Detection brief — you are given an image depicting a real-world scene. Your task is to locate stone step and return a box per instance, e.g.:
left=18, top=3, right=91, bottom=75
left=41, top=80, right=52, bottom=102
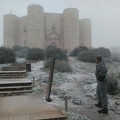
left=0, top=85, right=33, bottom=89
left=2, top=66, right=25, bottom=71
left=0, top=79, right=31, bottom=82
left=0, top=89, right=33, bottom=94
left=0, top=85, right=33, bottom=91
left=0, top=76, right=26, bottom=79
left=0, top=78, right=33, bottom=94
left=0, top=70, right=26, bottom=73
left=0, top=71, right=27, bottom=79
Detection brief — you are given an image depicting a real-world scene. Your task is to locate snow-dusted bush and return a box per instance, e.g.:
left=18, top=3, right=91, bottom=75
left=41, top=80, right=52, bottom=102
left=94, top=47, right=111, bottom=58
left=107, top=72, right=119, bottom=95
left=12, top=46, right=29, bottom=58
left=78, top=47, right=112, bottom=63
left=44, top=60, right=71, bottom=72
left=26, top=48, right=45, bottom=60
left=78, top=50, right=96, bottom=63
left=110, top=47, right=120, bottom=62
left=55, top=60, right=71, bottom=72
left=0, top=47, right=16, bottom=64
left=45, top=45, right=67, bottom=60
left=70, top=46, right=88, bottom=57
left=111, top=54, right=120, bottom=62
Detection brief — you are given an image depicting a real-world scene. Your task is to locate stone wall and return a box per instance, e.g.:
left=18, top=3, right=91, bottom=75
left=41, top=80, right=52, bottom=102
left=3, top=5, right=92, bottom=52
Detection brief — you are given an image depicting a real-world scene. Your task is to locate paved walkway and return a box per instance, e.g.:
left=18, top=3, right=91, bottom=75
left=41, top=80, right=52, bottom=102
left=0, top=96, right=66, bottom=120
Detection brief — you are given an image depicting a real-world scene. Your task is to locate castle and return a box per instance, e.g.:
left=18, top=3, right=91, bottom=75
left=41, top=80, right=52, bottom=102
left=4, top=5, right=92, bottom=52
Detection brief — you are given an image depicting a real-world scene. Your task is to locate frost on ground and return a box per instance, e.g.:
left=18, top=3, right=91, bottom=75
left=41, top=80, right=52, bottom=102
left=0, top=64, right=11, bottom=70
left=67, top=112, right=91, bottom=120
left=0, top=57, right=120, bottom=119
left=83, top=83, right=97, bottom=98
left=26, top=57, right=120, bottom=120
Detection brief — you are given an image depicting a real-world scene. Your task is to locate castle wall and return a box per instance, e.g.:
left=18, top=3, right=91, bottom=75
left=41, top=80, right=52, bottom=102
left=45, top=13, right=63, bottom=48
left=18, top=16, right=27, bottom=47
left=27, top=5, right=45, bottom=48
left=45, top=13, right=62, bottom=30
left=3, top=5, right=92, bottom=51
left=79, top=19, right=92, bottom=48
left=4, top=14, right=19, bottom=48
left=63, top=8, right=79, bottom=52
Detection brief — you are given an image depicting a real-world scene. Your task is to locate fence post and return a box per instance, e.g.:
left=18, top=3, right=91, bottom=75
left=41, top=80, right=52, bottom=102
left=33, top=77, right=35, bottom=87
left=65, top=96, right=68, bottom=112
left=46, top=58, right=56, bottom=102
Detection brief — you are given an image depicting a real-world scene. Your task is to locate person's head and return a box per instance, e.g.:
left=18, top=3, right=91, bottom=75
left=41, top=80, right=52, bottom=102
left=96, top=55, right=102, bottom=64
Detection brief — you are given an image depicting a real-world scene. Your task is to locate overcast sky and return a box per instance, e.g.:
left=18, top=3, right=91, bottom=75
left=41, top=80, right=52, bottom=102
left=0, top=0, right=120, bottom=48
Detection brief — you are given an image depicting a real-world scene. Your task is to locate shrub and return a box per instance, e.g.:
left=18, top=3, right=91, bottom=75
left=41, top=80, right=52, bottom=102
left=78, top=50, right=96, bottom=63
left=107, top=73, right=119, bottom=95
left=44, top=59, right=51, bottom=68
left=77, top=47, right=112, bottom=63
left=93, top=47, right=112, bottom=63
left=0, top=47, right=16, bottom=64
left=70, top=46, right=88, bottom=57
left=12, top=46, right=22, bottom=51
left=93, top=47, right=111, bottom=58
left=55, top=60, right=71, bottom=72
left=26, top=48, right=45, bottom=60
left=12, top=46, right=29, bottom=58
left=110, top=47, right=120, bottom=62
left=111, top=53, right=120, bottom=62
left=45, top=46, right=67, bottom=60
left=44, top=59, right=71, bottom=72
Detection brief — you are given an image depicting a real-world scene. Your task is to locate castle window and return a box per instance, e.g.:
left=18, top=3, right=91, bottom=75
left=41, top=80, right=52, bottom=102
left=23, top=28, right=26, bottom=33
left=52, top=24, right=56, bottom=32
left=24, top=40, right=26, bottom=46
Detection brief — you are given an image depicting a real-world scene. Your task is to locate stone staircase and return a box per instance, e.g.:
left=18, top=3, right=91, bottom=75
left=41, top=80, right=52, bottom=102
left=0, top=71, right=26, bottom=79
left=0, top=71, right=33, bottom=94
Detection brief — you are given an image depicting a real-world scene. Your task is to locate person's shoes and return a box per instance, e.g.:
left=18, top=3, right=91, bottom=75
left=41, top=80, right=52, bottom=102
left=95, top=103, right=102, bottom=108
left=98, top=108, right=108, bottom=114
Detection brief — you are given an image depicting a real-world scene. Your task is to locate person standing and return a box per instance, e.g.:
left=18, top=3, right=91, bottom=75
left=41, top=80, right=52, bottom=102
left=95, top=55, right=108, bottom=114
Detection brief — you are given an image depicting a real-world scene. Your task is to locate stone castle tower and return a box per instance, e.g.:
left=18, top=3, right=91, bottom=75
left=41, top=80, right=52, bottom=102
left=4, top=5, right=92, bottom=52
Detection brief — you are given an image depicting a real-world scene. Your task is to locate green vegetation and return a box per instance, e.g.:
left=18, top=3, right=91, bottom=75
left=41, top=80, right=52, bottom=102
left=110, top=47, right=120, bottom=62
left=44, top=59, right=71, bottom=72
left=70, top=46, right=88, bottom=57
left=78, top=49, right=96, bottom=63
left=0, top=47, right=16, bottom=64
left=12, top=46, right=29, bottom=58
left=76, top=47, right=111, bottom=63
left=94, top=47, right=111, bottom=58
left=26, top=48, right=45, bottom=60
left=45, top=45, right=67, bottom=60
left=107, top=72, right=120, bottom=95
left=44, top=45, right=71, bottom=73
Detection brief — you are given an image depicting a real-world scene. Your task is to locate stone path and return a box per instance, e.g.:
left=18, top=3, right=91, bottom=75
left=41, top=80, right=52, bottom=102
left=0, top=96, right=66, bottom=120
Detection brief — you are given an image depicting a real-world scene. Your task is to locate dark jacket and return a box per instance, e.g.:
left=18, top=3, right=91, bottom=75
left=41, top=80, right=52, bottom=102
left=95, top=60, right=108, bottom=81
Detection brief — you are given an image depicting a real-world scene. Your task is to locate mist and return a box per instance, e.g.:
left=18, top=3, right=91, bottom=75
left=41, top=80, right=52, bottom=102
left=0, top=0, right=120, bottom=48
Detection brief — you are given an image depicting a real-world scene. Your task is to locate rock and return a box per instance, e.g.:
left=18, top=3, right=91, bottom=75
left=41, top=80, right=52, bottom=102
left=72, top=98, right=82, bottom=105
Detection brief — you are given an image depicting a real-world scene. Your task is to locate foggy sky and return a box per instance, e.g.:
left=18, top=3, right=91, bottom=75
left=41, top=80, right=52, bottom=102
left=0, top=0, right=120, bottom=48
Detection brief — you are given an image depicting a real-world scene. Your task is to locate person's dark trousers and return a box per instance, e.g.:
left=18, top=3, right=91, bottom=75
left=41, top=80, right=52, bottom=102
left=96, top=80, right=108, bottom=114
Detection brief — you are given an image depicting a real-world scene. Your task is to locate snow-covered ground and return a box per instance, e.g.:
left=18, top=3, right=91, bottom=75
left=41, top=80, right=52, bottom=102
left=1, top=57, right=120, bottom=120
left=25, top=57, right=120, bottom=120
